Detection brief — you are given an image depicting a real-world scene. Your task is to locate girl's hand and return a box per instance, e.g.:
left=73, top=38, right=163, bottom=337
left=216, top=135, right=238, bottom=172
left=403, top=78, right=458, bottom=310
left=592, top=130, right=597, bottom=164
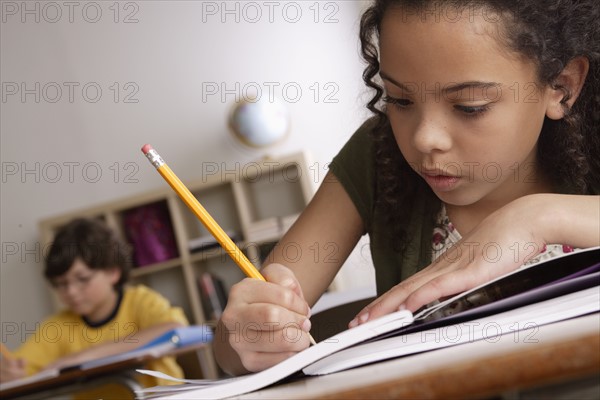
left=350, top=196, right=548, bottom=327
left=220, top=263, right=312, bottom=373
left=0, top=357, right=27, bottom=382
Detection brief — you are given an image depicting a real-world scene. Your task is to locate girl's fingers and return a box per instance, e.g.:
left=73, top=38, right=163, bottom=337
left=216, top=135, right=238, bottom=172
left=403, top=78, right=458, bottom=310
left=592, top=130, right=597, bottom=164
left=350, top=267, right=449, bottom=326
left=401, top=269, right=480, bottom=312
left=349, top=284, right=413, bottom=328
left=262, top=263, right=308, bottom=303
left=227, top=277, right=310, bottom=320
left=228, top=310, right=312, bottom=354
left=228, top=302, right=312, bottom=340
left=350, top=249, right=477, bottom=326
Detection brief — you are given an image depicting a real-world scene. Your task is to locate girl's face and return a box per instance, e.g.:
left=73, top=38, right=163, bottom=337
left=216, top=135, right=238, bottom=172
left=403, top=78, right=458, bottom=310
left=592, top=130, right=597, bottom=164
left=380, top=7, right=555, bottom=208
left=51, top=258, right=120, bottom=322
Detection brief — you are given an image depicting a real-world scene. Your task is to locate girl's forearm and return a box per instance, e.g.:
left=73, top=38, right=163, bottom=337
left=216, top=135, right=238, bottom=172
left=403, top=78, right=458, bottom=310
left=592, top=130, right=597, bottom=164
left=534, top=194, right=600, bottom=248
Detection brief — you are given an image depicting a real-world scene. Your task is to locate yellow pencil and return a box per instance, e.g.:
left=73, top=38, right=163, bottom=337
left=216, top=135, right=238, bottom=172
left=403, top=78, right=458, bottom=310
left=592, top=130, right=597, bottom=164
left=142, top=145, right=317, bottom=345
left=1, top=343, right=14, bottom=360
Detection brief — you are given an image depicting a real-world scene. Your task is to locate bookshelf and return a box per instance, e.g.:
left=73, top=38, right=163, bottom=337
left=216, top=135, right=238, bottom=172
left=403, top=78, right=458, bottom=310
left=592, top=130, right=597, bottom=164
left=38, top=152, right=334, bottom=378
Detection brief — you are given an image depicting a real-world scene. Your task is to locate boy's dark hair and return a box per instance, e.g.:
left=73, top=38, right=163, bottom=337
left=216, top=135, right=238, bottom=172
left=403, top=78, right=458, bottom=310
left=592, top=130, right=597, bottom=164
left=45, top=218, right=132, bottom=289
left=359, top=0, right=600, bottom=253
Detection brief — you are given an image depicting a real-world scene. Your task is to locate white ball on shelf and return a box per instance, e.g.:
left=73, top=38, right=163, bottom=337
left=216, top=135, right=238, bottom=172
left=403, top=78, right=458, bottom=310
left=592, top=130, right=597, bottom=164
left=228, top=97, right=290, bottom=148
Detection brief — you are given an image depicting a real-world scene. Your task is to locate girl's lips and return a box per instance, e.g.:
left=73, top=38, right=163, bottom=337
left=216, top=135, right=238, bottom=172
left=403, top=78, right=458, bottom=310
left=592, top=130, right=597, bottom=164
left=422, top=173, right=460, bottom=191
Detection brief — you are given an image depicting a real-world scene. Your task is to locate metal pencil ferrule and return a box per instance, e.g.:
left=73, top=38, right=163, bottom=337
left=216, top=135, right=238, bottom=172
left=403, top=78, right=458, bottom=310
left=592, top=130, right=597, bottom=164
left=145, top=149, right=165, bottom=169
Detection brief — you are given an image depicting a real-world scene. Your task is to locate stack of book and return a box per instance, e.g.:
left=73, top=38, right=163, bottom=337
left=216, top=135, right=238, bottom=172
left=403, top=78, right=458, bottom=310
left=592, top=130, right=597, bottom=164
left=246, top=214, right=299, bottom=244
left=197, top=273, right=228, bottom=321
left=188, top=230, right=241, bottom=253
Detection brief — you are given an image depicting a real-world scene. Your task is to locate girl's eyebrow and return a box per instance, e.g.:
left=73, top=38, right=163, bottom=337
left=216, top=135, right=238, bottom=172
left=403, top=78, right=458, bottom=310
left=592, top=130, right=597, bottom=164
left=379, top=71, right=411, bottom=91
left=379, top=70, right=501, bottom=95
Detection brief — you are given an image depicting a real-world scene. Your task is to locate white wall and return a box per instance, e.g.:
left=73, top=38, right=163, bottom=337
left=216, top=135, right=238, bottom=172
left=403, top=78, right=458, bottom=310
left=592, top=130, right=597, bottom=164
left=0, top=0, right=376, bottom=350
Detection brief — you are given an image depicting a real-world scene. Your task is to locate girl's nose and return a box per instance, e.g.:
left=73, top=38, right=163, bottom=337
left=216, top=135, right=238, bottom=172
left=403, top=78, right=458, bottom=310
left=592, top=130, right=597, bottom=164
left=411, top=117, right=452, bottom=154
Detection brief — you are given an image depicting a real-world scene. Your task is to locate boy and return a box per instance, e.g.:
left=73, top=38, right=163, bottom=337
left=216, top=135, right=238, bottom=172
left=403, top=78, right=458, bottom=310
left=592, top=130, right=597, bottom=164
left=0, top=218, right=188, bottom=399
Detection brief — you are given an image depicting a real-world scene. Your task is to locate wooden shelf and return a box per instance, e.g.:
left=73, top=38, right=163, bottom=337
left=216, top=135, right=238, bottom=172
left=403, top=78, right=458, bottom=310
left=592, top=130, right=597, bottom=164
left=129, top=258, right=183, bottom=278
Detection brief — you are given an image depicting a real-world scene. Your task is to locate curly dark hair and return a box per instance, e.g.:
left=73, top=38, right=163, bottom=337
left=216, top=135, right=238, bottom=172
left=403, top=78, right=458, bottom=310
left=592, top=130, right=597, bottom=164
left=45, top=218, right=132, bottom=289
left=359, top=0, right=600, bottom=252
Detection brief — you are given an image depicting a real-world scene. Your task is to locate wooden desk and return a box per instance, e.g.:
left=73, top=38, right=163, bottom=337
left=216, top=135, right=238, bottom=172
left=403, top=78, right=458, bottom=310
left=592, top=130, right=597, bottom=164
left=0, top=342, right=211, bottom=400
left=237, top=313, right=600, bottom=399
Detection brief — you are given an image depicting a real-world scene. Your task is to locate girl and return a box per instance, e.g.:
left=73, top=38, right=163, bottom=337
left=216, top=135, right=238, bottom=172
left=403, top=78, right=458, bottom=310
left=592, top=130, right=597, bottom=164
left=215, top=0, right=599, bottom=375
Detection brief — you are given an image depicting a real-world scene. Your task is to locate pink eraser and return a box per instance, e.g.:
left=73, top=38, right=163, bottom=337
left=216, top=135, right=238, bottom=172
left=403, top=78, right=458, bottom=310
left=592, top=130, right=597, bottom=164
left=141, top=144, right=153, bottom=154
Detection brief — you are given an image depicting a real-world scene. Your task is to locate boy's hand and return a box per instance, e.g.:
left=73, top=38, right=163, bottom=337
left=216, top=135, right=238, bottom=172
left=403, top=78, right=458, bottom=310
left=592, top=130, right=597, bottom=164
left=0, top=357, right=27, bottom=382
left=43, top=352, right=87, bottom=372
left=220, top=263, right=312, bottom=373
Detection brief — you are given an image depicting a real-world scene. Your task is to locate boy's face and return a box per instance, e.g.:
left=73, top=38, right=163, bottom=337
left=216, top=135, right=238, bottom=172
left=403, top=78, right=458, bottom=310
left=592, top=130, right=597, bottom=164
left=379, top=8, right=557, bottom=209
left=51, top=258, right=121, bottom=321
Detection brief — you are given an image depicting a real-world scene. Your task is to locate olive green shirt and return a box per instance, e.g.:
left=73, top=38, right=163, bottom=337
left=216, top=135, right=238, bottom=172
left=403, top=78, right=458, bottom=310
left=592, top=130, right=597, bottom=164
left=329, top=120, right=438, bottom=295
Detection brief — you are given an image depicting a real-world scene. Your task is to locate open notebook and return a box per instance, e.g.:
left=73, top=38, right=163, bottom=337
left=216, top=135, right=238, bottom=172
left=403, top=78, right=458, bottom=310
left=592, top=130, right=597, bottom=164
left=137, top=246, right=600, bottom=400
left=78, top=324, right=213, bottom=370
left=0, top=325, right=213, bottom=392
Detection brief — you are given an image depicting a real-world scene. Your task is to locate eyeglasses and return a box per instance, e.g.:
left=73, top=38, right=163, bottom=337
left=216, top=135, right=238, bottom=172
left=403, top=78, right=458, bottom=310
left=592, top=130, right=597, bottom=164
left=51, top=272, right=97, bottom=292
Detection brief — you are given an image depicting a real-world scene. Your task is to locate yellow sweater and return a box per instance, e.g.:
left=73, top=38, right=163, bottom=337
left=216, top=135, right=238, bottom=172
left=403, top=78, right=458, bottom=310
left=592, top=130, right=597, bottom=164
left=13, top=285, right=188, bottom=399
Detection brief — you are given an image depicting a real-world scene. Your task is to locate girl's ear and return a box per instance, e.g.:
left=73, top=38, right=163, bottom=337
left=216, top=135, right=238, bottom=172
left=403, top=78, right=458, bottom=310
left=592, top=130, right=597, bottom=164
left=546, top=56, right=590, bottom=120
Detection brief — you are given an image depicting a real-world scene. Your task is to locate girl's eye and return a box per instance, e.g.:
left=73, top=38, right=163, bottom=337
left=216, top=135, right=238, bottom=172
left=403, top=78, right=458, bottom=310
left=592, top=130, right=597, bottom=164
left=455, top=104, right=491, bottom=118
left=383, top=96, right=412, bottom=109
